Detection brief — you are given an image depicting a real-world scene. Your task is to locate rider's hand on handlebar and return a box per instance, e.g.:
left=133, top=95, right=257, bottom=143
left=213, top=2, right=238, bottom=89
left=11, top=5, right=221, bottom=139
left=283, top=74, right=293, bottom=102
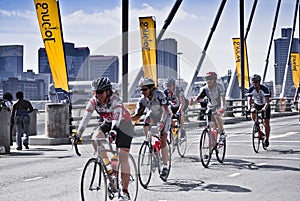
left=109, top=130, right=117, bottom=143
left=217, top=108, right=224, bottom=114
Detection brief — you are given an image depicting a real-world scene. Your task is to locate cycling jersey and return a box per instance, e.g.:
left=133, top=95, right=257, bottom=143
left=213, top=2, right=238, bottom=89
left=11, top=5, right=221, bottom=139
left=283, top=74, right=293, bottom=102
left=246, top=84, right=270, bottom=106
left=164, top=87, right=188, bottom=113
left=78, top=93, right=133, bottom=139
left=135, top=88, right=169, bottom=122
left=197, top=83, right=225, bottom=108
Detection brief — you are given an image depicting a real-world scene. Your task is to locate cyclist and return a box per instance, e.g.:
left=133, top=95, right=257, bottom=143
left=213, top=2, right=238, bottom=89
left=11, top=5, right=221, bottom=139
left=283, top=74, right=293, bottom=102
left=73, top=77, right=134, bottom=201
left=163, top=77, right=188, bottom=138
left=293, top=82, right=300, bottom=123
left=189, top=72, right=226, bottom=141
left=246, top=74, right=271, bottom=147
left=131, top=77, right=171, bottom=181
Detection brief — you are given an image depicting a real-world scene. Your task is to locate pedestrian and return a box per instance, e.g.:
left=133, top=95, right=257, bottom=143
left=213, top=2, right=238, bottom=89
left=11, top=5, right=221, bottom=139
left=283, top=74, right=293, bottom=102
left=3, top=92, right=14, bottom=145
left=10, top=91, right=34, bottom=150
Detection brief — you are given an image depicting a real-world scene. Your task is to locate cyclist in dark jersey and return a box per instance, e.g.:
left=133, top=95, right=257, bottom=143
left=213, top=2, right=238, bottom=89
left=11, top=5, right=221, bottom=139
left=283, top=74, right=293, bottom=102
left=190, top=72, right=226, bottom=141
left=131, top=77, right=172, bottom=181
left=246, top=74, right=271, bottom=147
left=163, top=77, right=188, bottom=137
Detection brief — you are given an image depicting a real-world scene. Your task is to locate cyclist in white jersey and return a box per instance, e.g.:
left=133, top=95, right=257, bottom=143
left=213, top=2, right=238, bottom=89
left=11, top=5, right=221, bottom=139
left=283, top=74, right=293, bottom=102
left=131, top=78, right=172, bottom=182
left=246, top=74, right=271, bottom=147
left=74, top=77, right=134, bottom=201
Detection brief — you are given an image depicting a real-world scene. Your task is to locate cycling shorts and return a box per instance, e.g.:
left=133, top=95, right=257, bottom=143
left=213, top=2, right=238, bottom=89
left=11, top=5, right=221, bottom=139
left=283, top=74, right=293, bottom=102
left=254, top=104, right=271, bottom=120
left=95, top=120, right=133, bottom=149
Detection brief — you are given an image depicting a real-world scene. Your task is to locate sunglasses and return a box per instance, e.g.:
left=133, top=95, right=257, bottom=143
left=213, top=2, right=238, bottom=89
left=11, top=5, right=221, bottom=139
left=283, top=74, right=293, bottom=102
left=96, top=89, right=105, bottom=94
left=140, top=87, right=149, bottom=92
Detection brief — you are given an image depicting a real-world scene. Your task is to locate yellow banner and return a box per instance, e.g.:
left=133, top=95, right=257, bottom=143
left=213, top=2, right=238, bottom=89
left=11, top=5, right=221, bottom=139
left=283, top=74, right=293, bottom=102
left=139, top=16, right=157, bottom=85
left=290, top=53, right=300, bottom=88
left=34, top=0, right=69, bottom=93
left=232, top=38, right=250, bottom=89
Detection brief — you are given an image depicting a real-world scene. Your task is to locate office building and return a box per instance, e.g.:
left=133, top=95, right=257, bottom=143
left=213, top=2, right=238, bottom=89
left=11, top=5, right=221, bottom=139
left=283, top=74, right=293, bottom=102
left=0, top=45, right=23, bottom=80
left=274, top=28, right=299, bottom=97
left=38, top=42, right=90, bottom=81
left=157, top=38, right=178, bottom=79
left=89, top=55, right=119, bottom=83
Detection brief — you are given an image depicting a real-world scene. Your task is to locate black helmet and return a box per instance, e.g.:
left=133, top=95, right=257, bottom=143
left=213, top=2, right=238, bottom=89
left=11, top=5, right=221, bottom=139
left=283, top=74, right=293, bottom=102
left=91, top=77, right=112, bottom=91
left=139, top=78, right=155, bottom=88
left=251, top=74, right=261, bottom=82
left=165, top=77, right=176, bottom=86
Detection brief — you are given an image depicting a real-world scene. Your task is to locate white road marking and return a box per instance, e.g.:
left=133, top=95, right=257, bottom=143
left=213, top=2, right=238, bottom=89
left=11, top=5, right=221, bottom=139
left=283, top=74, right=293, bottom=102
left=228, top=173, right=241, bottom=177
left=24, top=176, right=43, bottom=182
left=256, top=163, right=267, bottom=167
left=270, top=132, right=298, bottom=139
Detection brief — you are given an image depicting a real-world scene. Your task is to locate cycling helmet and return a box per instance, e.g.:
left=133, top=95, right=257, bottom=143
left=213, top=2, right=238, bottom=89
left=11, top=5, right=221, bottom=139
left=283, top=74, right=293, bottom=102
left=139, top=78, right=155, bottom=87
left=251, top=74, right=261, bottom=82
left=91, top=77, right=112, bottom=91
left=205, top=72, right=218, bottom=80
left=165, top=77, right=176, bottom=86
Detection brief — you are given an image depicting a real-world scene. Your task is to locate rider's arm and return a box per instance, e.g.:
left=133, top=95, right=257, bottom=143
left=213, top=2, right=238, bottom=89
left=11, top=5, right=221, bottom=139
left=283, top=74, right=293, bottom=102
left=131, top=101, right=145, bottom=122
left=77, top=98, right=95, bottom=137
left=262, top=97, right=270, bottom=111
left=247, top=96, right=253, bottom=111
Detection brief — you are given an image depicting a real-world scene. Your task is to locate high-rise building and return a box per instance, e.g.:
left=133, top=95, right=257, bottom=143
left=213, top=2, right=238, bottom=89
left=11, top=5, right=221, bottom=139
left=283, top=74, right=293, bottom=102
left=274, top=28, right=299, bottom=97
left=0, top=45, right=23, bottom=80
left=38, top=42, right=90, bottom=81
left=157, top=38, right=178, bottom=79
left=89, top=55, right=119, bottom=83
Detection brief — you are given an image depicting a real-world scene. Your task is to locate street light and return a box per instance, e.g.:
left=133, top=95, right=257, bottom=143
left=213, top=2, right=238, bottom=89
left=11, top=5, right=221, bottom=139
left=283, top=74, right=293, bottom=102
left=177, top=52, right=183, bottom=87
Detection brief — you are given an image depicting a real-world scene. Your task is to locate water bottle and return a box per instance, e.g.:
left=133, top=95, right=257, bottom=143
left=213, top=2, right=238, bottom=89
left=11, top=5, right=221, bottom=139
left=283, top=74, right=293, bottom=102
left=104, top=158, right=114, bottom=175
left=110, top=155, right=118, bottom=172
left=212, top=129, right=217, bottom=141
left=152, top=137, right=161, bottom=152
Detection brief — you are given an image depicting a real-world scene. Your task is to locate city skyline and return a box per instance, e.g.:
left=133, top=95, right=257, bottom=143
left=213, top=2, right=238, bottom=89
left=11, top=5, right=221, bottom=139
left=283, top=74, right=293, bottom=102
left=0, top=0, right=298, bottom=83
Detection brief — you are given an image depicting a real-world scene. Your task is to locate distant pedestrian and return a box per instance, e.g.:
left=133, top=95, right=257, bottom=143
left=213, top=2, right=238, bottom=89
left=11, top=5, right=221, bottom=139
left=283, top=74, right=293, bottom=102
left=10, top=91, right=34, bottom=150
left=3, top=92, right=14, bottom=145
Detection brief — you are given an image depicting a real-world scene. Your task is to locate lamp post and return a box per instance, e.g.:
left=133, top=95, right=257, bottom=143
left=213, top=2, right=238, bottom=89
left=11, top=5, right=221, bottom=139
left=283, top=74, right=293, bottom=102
left=177, top=52, right=183, bottom=87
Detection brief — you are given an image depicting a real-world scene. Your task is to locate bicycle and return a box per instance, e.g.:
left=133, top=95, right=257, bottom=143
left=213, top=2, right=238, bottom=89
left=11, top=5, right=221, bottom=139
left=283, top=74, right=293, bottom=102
left=136, top=123, right=172, bottom=189
left=248, top=109, right=267, bottom=153
left=199, top=104, right=226, bottom=168
left=169, top=115, right=187, bottom=157
left=73, top=133, right=138, bottom=201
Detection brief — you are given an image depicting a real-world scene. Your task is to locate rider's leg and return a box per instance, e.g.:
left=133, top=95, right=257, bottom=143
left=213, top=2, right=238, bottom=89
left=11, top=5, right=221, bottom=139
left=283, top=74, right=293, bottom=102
left=143, top=116, right=152, bottom=138
left=160, top=131, right=168, bottom=165
left=214, top=114, right=224, bottom=132
left=119, top=148, right=130, bottom=190
left=92, top=130, right=109, bottom=160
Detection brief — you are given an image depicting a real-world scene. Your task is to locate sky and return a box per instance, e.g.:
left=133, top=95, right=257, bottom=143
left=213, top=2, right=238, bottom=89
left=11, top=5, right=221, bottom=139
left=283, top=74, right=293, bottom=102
left=0, top=0, right=298, bottom=83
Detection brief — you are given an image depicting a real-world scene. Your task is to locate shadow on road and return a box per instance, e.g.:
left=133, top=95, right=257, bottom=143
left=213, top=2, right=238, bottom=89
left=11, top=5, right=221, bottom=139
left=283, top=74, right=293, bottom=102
left=145, top=178, right=251, bottom=193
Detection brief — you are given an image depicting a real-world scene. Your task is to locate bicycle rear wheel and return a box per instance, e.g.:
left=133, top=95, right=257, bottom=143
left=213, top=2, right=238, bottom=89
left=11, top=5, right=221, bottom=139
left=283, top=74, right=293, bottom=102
left=81, top=158, right=107, bottom=201
left=177, top=127, right=187, bottom=157
left=252, top=123, right=260, bottom=153
left=137, top=141, right=152, bottom=189
left=199, top=129, right=212, bottom=168
left=117, top=154, right=138, bottom=201
left=216, top=139, right=226, bottom=163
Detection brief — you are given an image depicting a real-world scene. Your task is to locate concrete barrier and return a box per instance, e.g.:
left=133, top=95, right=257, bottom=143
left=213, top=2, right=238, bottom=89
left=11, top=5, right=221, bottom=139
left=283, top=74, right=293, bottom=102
left=45, top=103, right=70, bottom=138
left=0, top=108, right=10, bottom=154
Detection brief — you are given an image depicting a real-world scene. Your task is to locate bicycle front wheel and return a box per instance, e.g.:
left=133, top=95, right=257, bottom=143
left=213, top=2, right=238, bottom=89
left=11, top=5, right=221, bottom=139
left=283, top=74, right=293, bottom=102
left=177, top=128, right=187, bottom=157
left=81, top=158, right=107, bottom=201
left=199, top=129, right=212, bottom=168
left=252, top=123, right=260, bottom=153
left=117, top=154, right=138, bottom=201
left=138, top=141, right=153, bottom=189
left=216, top=139, right=226, bottom=163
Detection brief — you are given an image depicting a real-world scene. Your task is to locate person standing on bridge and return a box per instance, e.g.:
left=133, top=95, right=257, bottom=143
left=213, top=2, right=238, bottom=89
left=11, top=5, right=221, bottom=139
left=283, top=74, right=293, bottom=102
left=189, top=72, right=227, bottom=142
left=73, top=77, right=134, bottom=201
left=293, top=82, right=300, bottom=123
left=163, top=77, right=188, bottom=138
left=131, top=77, right=172, bottom=182
left=10, top=91, right=34, bottom=150
left=246, top=74, right=271, bottom=147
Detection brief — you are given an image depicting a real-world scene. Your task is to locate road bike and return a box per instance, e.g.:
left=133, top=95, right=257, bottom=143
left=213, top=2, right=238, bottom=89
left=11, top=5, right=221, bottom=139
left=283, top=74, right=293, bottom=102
left=136, top=123, right=172, bottom=189
left=248, top=110, right=267, bottom=153
left=169, top=115, right=187, bottom=157
left=199, top=104, right=226, bottom=168
left=73, top=133, right=138, bottom=201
